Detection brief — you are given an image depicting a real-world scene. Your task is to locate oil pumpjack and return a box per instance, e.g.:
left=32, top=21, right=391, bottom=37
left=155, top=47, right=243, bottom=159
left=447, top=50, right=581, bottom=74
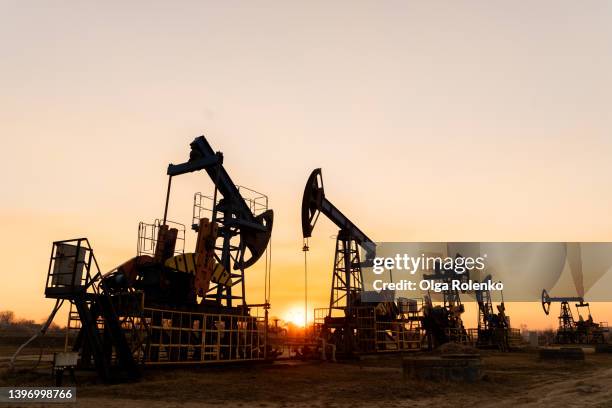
left=302, top=169, right=421, bottom=356
left=421, top=256, right=470, bottom=349
left=474, top=275, right=513, bottom=351
left=44, top=136, right=273, bottom=382
left=541, top=289, right=608, bottom=344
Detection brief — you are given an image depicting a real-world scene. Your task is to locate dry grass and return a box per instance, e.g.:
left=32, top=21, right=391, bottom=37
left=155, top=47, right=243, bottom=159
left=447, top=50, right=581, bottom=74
left=1, top=346, right=612, bottom=408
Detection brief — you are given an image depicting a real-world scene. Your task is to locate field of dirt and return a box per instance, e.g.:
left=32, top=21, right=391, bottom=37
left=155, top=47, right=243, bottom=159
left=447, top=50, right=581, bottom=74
left=2, top=344, right=612, bottom=408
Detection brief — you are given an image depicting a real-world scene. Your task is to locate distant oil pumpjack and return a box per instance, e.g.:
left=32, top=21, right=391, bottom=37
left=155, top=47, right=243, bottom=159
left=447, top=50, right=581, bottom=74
left=421, top=256, right=470, bottom=349
left=541, top=289, right=608, bottom=344
left=474, top=275, right=514, bottom=351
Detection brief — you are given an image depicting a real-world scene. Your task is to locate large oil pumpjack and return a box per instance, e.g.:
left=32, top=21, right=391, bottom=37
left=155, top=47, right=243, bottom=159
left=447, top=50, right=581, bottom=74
left=541, top=289, right=608, bottom=344
left=302, top=169, right=420, bottom=356
left=44, top=136, right=273, bottom=382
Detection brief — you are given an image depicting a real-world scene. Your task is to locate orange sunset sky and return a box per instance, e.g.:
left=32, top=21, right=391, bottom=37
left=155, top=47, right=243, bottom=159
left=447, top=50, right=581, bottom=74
left=1, top=1, right=612, bottom=330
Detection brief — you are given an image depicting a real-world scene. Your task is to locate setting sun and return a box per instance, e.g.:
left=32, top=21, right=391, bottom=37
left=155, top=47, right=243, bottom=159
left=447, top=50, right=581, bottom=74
left=283, top=307, right=307, bottom=327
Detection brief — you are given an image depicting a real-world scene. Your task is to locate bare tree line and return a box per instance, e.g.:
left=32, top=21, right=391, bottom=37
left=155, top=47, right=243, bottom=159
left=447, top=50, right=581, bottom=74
left=0, top=310, right=63, bottom=332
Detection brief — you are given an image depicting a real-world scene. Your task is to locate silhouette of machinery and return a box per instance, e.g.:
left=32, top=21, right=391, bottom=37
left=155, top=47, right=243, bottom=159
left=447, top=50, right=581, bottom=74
left=45, top=136, right=273, bottom=381
left=474, top=275, right=512, bottom=351
left=302, top=168, right=420, bottom=356
left=421, top=256, right=470, bottom=349
left=541, top=289, right=608, bottom=344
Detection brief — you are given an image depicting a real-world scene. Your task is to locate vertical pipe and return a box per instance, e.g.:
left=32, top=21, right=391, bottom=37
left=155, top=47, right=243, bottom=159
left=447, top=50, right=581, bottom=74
left=162, top=176, right=172, bottom=226
left=211, top=164, right=220, bottom=223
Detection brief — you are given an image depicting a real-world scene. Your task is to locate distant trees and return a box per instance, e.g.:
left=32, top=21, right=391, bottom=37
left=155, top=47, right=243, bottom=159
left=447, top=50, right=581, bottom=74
left=0, top=310, right=63, bottom=331
left=0, top=310, right=15, bottom=325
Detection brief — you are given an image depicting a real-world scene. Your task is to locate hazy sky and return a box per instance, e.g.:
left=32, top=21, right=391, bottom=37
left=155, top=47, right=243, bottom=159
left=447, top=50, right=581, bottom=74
left=1, top=1, right=611, bottom=329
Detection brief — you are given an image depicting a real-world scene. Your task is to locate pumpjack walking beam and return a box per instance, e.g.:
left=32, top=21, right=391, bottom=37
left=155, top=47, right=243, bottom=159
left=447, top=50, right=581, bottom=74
left=302, top=169, right=375, bottom=259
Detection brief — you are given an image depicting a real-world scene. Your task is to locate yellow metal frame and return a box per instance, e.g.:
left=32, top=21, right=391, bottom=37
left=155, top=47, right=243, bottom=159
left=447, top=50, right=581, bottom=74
left=66, top=304, right=268, bottom=366
left=141, top=307, right=266, bottom=365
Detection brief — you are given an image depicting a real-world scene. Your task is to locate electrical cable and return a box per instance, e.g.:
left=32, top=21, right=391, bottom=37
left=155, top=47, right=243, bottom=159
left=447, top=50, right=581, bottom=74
left=268, top=236, right=272, bottom=305
left=9, top=299, right=64, bottom=372
left=303, top=238, right=309, bottom=333
left=263, top=235, right=272, bottom=306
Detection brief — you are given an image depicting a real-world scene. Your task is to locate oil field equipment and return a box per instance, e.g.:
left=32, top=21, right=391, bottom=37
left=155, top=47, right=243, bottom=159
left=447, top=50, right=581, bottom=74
left=302, top=168, right=421, bottom=356
left=541, top=289, right=608, bottom=344
left=421, top=256, right=470, bottom=349
left=43, top=136, right=274, bottom=382
left=471, top=275, right=519, bottom=351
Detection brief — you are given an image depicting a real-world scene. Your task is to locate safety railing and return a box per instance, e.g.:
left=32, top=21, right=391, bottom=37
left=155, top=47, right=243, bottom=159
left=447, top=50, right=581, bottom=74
left=467, top=328, right=478, bottom=345
left=45, top=238, right=99, bottom=298
left=64, top=302, right=268, bottom=365
left=315, top=304, right=423, bottom=353
left=137, top=219, right=185, bottom=257
left=140, top=306, right=267, bottom=364
left=312, top=308, right=328, bottom=340
left=192, top=192, right=215, bottom=229
left=445, top=327, right=473, bottom=345
left=374, top=322, right=422, bottom=351
left=236, top=185, right=268, bottom=216
left=192, top=187, right=268, bottom=230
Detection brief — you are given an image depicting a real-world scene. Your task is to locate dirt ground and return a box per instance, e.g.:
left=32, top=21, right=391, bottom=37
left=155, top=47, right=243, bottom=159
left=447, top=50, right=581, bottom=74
left=2, top=347, right=612, bottom=408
